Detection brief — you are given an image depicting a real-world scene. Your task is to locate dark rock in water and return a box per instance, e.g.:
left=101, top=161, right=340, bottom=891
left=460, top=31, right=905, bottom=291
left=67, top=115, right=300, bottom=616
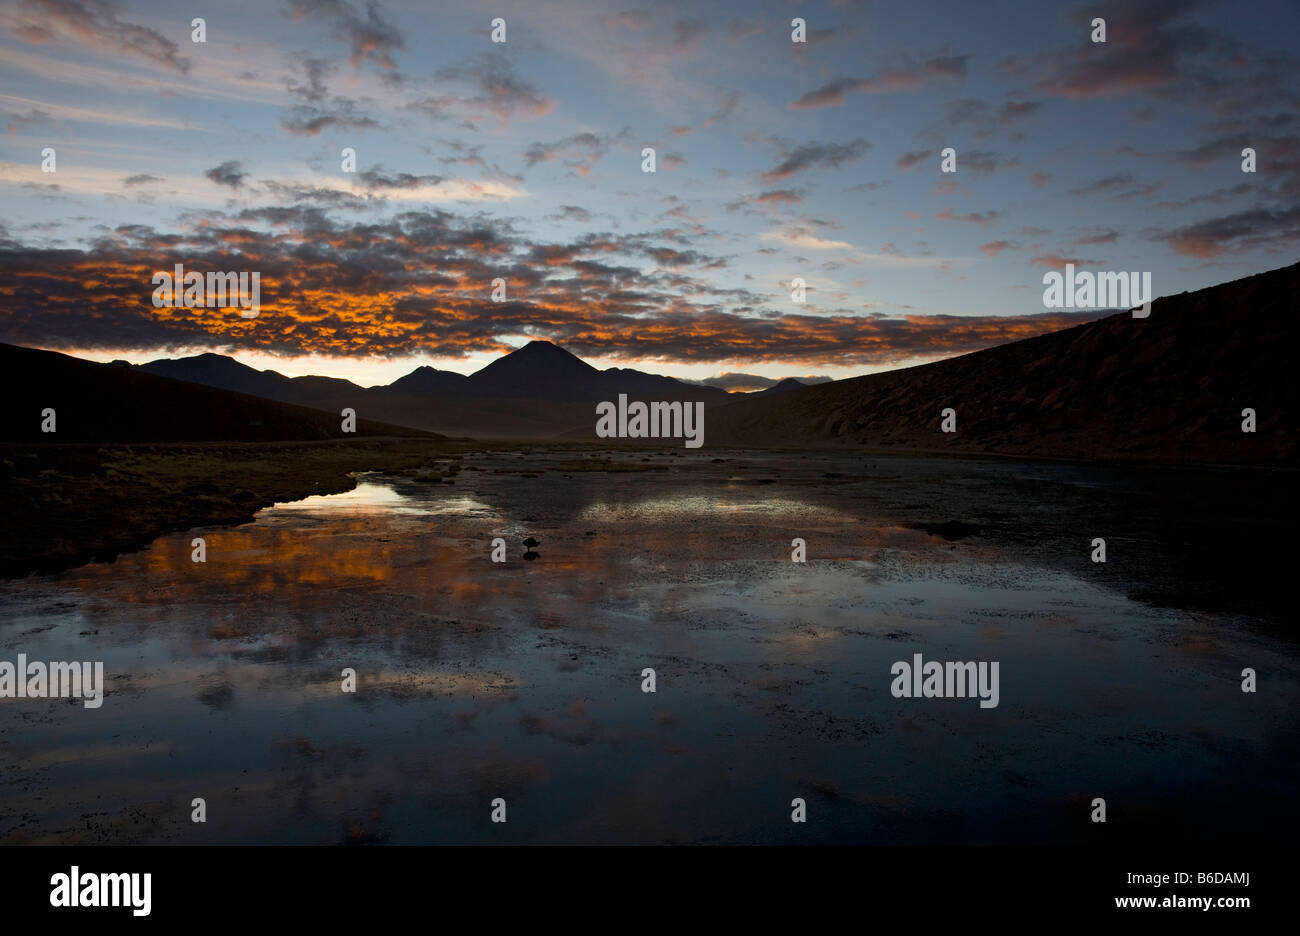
left=918, top=520, right=981, bottom=541
left=522, top=537, right=540, bottom=549
left=523, top=550, right=539, bottom=561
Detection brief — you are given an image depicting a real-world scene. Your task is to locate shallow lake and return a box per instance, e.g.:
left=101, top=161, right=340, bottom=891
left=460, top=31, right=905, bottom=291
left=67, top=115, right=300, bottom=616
left=1, top=450, right=1295, bottom=844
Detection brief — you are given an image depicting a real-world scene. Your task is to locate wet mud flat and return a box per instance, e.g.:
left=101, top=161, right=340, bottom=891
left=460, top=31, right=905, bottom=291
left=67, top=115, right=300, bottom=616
left=0, top=449, right=1296, bottom=844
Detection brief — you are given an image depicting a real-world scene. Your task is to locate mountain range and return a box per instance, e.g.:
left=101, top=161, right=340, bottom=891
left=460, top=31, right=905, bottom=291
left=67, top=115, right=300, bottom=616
left=134, top=339, right=740, bottom=439
left=0, top=343, right=433, bottom=444
left=3, top=261, right=1296, bottom=463
left=709, top=260, right=1300, bottom=465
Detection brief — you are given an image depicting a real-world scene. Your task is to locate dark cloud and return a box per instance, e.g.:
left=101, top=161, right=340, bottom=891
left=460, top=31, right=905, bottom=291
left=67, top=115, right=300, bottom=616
left=671, top=19, right=708, bottom=52
left=0, top=210, right=1098, bottom=367
left=936, top=209, right=998, bottom=227
left=284, top=54, right=335, bottom=102
left=1029, top=253, right=1106, bottom=268
left=1070, top=173, right=1161, bottom=199
left=259, top=180, right=373, bottom=210
left=1027, top=0, right=1296, bottom=120
left=944, top=98, right=1044, bottom=141
left=285, top=0, right=405, bottom=71
left=790, top=22, right=854, bottom=63
left=420, top=56, right=554, bottom=125
left=122, top=174, right=163, bottom=188
left=761, top=139, right=871, bottom=182
left=550, top=206, right=592, bottom=223
left=701, top=90, right=741, bottom=129
left=522, top=132, right=612, bottom=176
left=2, top=105, right=50, bottom=134
left=1152, top=183, right=1254, bottom=211
left=683, top=373, right=782, bottom=392
left=281, top=100, right=383, bottom=135
left=963, top=151, right=1019, bottom=174
left=1149, top=205, right=1300, bottom=258
left=897, top=150, right=930, bottom=170
left=431, top=139, right=522, bottom=184
left=16, top=0, right=191, bottom=72
left=356, top=167, right=444, bottom=190
left=755, top=190, right=803, bottom=206
left=205, top=162, right=248, bottom=190
left=790, top=54, right=969, bottom=109
left=1072, top=231, right=1119, bottom=246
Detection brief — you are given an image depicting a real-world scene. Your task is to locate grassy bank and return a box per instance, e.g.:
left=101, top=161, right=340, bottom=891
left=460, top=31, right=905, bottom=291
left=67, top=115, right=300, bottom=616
left=0, top=438, right=687, bottom=579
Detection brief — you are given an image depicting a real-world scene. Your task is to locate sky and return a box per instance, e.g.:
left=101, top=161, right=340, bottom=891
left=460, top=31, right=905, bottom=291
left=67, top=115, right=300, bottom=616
left=1, top=0, right=1297, bottom=390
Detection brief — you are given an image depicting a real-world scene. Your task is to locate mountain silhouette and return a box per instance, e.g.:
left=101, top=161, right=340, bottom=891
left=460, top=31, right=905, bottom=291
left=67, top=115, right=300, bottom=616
left=466, top=340, right=600, bottom=399
left=757, top=377, right=807, bottom=395
left=141, top=352, right=366, bottom=404
left=0, top=344, right=434, bottom=443
left=381, top=365, right=470, bottom=396
left=21, top=256, right=1295, bottom=461
left=130, top=338, right=731, bottom=436
left=709, top=260, right=1300, bottom=465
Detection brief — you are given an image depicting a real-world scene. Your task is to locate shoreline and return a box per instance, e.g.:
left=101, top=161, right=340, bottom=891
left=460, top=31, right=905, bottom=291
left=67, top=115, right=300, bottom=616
left=3, top=437, right=1294, bottom=585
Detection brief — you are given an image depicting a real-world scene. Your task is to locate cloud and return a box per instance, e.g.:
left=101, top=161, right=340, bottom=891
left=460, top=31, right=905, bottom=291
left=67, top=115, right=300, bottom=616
left=686, top=372, right=780, bottom=392
left=260, top=180, right=374, bottom=210
left=284, top=55, right=335, bottom=102
left=285, top=0, right=405, bottom=71
left=357, top=167, right=444, bottom=190
left=963, top=151, right=1019, bottom=174
left=0, top=208, right=1078, bottom=368
left=760, top=139, right=870, bottom=182
left=281, top=100, right=383, bottom=135
left=421, top=56, right=555, bottom=125
left=205, top=162, right=248, bottom=190
left=755, top=190, right=803, bottom=206
left=1029, top=253, right=1106, bottom=268
left=0, top=213, right=1101, bottom=367
left=522, top=132, right=612, bottom=177
left=685, top=372, right=830, bottom=392
left=1070, top=172, right=1161, bottom=200
left=980, top=240, right=1021, bottom=256
left=701, top=90, right=741, bottom=129
left=790, top=54, right=970, bottom=109
left=936, top=209, right=998, bottom=227
left=433, top=139, right=522, bottom=185
left=122, top=174, right=163, bottom=188
left=1151, top=183, right=1254, bottom=211
left=897, top=150, right=930, bottom=170
left=762, top=227, right=852, bottom=250
left=1031, top=0, right=1221, bottom=100
left=1149, top=205, right=1300, bottom=257
left=0, top=92, right=193, bottom=129
left=13, top=0, right=192, bottom=72
left=550, top=205, right=592, bottom=223
left=1071, top=231, right=1119, bottom=246
left=944, top=98, right=1044, bottom=140
left=671, top=19, right=708, bottom=53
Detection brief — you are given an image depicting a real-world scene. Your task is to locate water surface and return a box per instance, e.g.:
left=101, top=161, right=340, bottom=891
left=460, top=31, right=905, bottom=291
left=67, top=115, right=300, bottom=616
left=1, top=450, right=1295, bottom=844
